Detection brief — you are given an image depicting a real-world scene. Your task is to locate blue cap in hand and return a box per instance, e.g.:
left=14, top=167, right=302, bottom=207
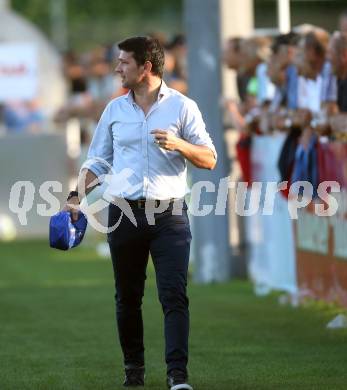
left=49, top=211, right=87, bottom=250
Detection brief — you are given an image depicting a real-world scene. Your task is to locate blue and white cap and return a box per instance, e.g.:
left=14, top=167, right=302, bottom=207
left=49, top=211, right=87, bottom=250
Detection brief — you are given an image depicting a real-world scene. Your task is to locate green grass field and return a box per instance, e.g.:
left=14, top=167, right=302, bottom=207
left=1, top=240, right=347, bottom=390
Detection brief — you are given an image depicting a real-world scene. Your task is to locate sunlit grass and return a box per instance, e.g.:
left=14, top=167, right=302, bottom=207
left=1, top=240, right=347, bottom=389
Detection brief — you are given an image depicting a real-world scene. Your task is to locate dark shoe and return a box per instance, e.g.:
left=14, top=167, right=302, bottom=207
left=123, top=366, right=145, bottom=387
left=167, top=369, right=193, bottom=390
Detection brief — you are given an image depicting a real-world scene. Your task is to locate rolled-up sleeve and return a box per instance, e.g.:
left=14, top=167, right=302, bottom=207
left=181, top=99, right=217, bottom=160
left=82, top=103, right=113, bottom=177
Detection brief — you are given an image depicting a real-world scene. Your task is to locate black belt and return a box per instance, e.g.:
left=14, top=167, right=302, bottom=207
left=124, top=198, right=180, bottom=209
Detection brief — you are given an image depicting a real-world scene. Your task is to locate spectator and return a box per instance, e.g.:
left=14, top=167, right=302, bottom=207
left=267, top=32, right=300, bottom=118
left=223, top=37, right=250, bottom=102
left=87, top=46, right=120, bottom=102
left=240, top=36, right=273, bottom=106
left=63, top=50, right=89, bottom=99
left=327, top=31, right=347, bottom=137
left=4, top=100, right=45, bottom=133
left=339, top=9, right=347, bottom=34
left=166, top=34, right=187, bottom=80
left=328, top=31, right=347, bottom=112
left=295, top=28, right=336, bottom=122
left=224, top=36, right=272, bottom=132
left=164, top=34, right=187, bottom=94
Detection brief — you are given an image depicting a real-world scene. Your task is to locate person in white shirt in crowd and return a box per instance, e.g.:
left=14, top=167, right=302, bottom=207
left=293, top=28, right=337, bottom=146
left=296, top=29, right=336, bottom=115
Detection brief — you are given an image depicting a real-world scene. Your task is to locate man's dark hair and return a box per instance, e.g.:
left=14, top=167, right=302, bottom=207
left=118, top=36, right=165, bottom=78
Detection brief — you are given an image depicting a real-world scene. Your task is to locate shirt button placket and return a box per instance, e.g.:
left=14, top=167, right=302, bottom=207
left=142, top=119, right=149, bottom=198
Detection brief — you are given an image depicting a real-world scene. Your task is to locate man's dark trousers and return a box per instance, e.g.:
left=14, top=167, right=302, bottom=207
left=107, top=200, right=191, bottom=374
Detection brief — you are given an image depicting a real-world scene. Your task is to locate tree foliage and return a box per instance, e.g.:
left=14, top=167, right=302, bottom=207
left=11, top=0, right=183, bottom=50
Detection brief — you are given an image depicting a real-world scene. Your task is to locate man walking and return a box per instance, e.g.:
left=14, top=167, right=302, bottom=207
left=64, top=36, right=216, bottom=389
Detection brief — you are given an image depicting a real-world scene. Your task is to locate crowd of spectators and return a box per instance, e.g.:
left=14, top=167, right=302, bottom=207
left=223, top=10, right=347, bottom=194
left=2, top=10, right=347, bottom=174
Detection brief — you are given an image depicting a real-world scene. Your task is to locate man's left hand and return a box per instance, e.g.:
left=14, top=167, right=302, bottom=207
left=151, top=130, right=182, bottom=151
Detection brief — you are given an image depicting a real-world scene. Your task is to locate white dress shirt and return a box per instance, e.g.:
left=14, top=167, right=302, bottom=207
left=84, top=81, right=217, bottom=200
left=297, top=61, right=337, bottom=114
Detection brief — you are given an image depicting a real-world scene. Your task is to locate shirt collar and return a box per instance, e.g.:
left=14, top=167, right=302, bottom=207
left=158, top=80, right=170, bottom=100
left=125, top=80, right=170, bottom=105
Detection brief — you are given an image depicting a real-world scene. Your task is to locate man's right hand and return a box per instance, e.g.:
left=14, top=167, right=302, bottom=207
left=62, top=169, right=99, bottom=222
left=63, top=196, right=80, bottom=222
